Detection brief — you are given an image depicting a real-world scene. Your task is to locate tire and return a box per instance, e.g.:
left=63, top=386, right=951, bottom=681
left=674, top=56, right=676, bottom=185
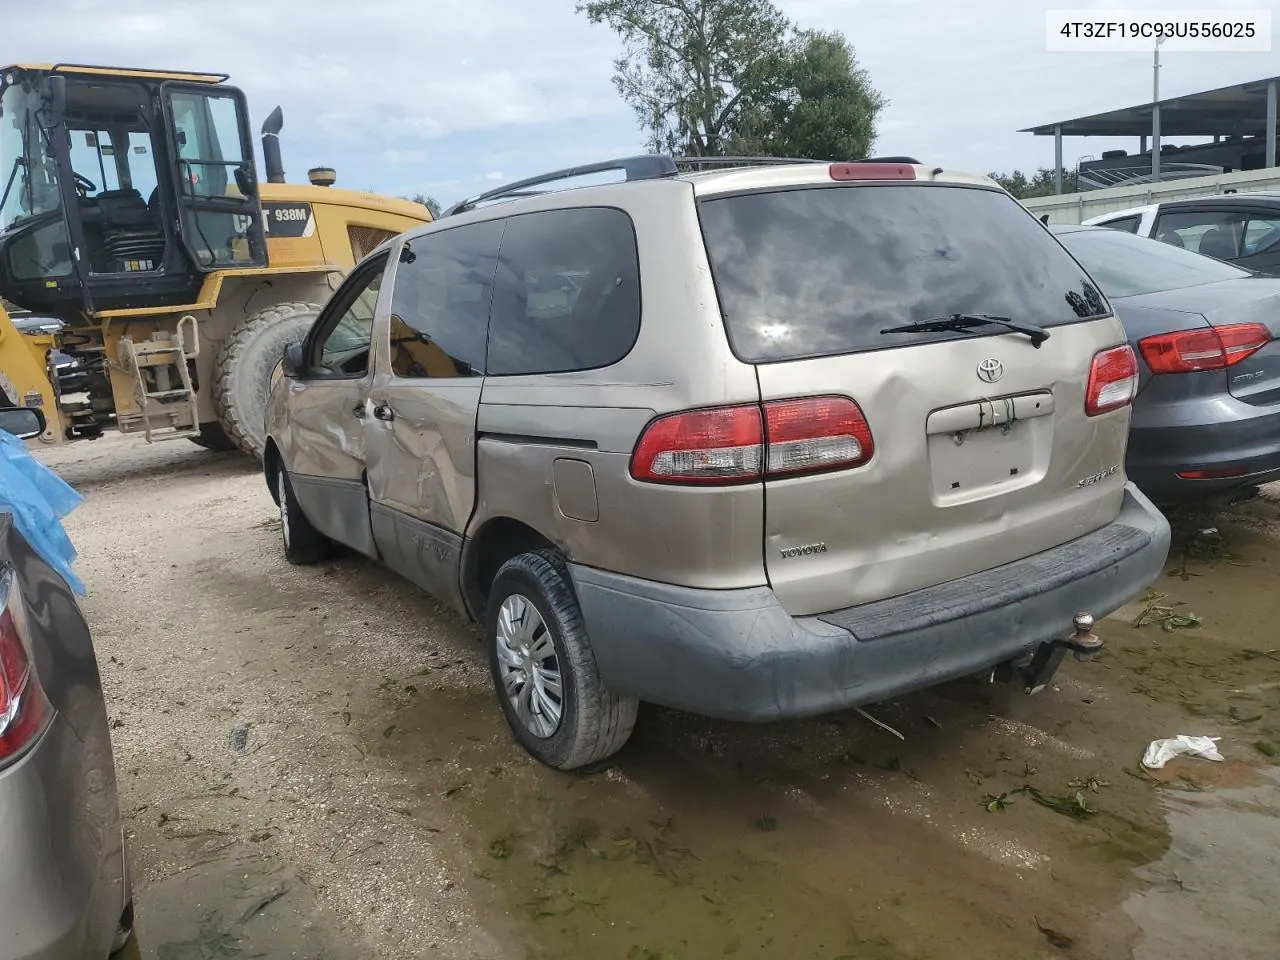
left=211, top=301, right=321, bottom=461
left=486, top=551, right=637, bottom=770
left=276, top=464, right=333, bottom=565
left=188, top=420, right=237, bottom=451
left=109, top=900, right=134, bottom=955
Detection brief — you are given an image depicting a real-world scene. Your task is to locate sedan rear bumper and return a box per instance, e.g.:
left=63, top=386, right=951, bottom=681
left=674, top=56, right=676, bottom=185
left=0, top=714, right=126, bottom=960
left=570, top=483, right=1170, bottom=722
left=1128, top=390, right=1280, bottom=503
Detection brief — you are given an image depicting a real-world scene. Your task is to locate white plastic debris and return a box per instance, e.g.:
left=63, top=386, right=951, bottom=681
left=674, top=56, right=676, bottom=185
left=1142, top=735, right=1225, bottom=770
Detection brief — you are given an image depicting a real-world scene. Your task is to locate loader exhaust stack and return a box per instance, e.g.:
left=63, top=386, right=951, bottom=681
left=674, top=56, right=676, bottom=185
left=262, top=106, right=285, bottom=184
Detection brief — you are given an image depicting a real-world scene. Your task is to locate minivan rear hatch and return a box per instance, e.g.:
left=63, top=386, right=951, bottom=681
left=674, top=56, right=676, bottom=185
left=697, top=174, right=1136, bottom=617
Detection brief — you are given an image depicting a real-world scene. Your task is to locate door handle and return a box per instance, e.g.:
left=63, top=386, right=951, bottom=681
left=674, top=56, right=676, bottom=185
left=352, top=403, right=367, bottom=419
left=372, top=403, right=395, bottom=422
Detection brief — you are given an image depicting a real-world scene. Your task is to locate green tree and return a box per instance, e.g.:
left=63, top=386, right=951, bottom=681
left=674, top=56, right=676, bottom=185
left=407, top=194, right=443, bottom=218
left=729, top=29, right=886, bottom=160
left=989, top=167, right=1077, bottom=199
left=578, top=0, right=882, bottom=161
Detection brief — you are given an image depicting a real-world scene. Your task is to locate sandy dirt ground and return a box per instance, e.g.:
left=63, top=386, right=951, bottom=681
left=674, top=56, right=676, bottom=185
left=33, top=433, right=1280, bottom=960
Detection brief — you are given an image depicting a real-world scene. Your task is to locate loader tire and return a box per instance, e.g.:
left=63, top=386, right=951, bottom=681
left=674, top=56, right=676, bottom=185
left=211, top=301, right=321, bottom=461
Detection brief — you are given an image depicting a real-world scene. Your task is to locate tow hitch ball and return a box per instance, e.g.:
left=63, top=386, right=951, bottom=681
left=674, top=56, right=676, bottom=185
left=1019, top=613, right=1102, bottom=695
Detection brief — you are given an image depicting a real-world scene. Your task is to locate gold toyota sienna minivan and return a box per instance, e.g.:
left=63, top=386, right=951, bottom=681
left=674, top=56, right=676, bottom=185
left=263, top=156, right=1171, bottom=770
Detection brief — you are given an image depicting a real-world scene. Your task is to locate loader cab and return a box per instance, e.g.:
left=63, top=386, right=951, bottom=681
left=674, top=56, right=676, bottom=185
left=0, top=65, right=266, bottom=319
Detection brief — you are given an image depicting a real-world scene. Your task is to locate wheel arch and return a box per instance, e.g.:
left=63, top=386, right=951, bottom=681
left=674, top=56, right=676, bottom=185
left=263, top=438, right=283, bottom=505
left=461, top=516, right=561, bottom=621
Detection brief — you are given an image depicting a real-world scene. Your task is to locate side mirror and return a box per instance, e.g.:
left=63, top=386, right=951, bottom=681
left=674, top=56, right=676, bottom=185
left=281, top=342, right=307, bottom=378
left=233, top=165, right=257, bottom=199
left=0, top=406, right=46, bottom=440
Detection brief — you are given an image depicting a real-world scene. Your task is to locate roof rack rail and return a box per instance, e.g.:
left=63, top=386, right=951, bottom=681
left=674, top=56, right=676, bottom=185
left=441, top=153, right=927, bottom=217
left=674, top=155, right=922, bottom=169
left=444, top=155, right=678, bottom=216
left=671, top=155, right=823, bottom=170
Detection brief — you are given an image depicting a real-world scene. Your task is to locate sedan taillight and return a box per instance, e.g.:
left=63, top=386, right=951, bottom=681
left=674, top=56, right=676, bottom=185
left=0, top=573, right=52, bottom=768
left=1138, top=323, right=1272, bottom=375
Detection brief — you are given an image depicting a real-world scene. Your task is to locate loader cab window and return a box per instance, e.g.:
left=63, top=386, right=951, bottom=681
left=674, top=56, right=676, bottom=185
left=163, top=86, right=264, bottom=271
left=68, top=129, right=122, bottom=193
left=0, top=78, right=74, bottom=281
left=170, top=92, right=244, bottom=200
left=67, top=129, right=160, bottom=202
left=66, top=107, right=168, bottom=275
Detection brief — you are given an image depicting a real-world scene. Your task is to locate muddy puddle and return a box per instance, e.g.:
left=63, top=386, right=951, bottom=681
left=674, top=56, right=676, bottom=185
left=341, top=494, right=1280, bottom=960
left=1123, top=766, right=1280, bottom=960
left=130, top=847, right=366, bottom=960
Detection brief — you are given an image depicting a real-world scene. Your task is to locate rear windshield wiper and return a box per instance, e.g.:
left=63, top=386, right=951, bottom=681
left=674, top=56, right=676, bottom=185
left=880, top=313, right=1050, bottom=348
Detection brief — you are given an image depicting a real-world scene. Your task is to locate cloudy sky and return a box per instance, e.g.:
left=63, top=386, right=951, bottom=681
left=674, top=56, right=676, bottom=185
left=10, top=0, right=1279, bottom=205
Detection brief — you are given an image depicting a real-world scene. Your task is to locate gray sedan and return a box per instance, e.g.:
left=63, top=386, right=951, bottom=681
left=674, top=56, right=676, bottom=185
left=1051, top=224, right=1280, bottom=505
left=0, top=406, right=132, bottom=959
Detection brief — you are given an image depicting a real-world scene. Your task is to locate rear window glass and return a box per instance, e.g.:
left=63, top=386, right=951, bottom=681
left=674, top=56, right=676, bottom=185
left=1056, top=226, right=1251, bottom=298
left=698, top=184, right=1109, bottom=363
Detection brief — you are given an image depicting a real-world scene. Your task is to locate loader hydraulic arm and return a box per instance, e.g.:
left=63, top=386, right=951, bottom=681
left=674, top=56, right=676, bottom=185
left=0, top=304, right=59, bottom=438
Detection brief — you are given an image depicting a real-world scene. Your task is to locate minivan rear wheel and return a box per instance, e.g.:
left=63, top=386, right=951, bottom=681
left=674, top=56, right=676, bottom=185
left=486, top=551, right=638, bottom=770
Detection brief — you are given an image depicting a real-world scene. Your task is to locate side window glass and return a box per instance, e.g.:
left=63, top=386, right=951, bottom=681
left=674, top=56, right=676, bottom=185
left=1100, top=215, right=1140, bottom=234
left=488, top=208, right=641, bottom=377
left=315, top=265, right=384, bottom=376
left=1243, top=217, right=1280, bottom=255
left=126, top=132, right=161, bottom=203
left=387, top=220, right=502, bottom=379
left=1153, top=211, right=1244, bottom=260
left=68, top=130, right=122, bottom=194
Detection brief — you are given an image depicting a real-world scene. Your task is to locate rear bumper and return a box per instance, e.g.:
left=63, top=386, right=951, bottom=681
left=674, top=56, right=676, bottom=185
left=0, top=715, right=125, bottom=960
left=1128, top=392, right=1280, bottom=503
left=571, top=483, right=1170, bottom=722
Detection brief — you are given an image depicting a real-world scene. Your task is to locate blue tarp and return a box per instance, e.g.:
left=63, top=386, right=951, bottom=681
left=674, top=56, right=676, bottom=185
left=0, top=428, right=85, bottom=595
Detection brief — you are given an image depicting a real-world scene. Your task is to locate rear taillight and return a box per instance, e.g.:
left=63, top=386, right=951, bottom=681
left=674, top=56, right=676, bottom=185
left=630, top=396, right=873, bottom=484
left=1138, top=323, right=1272, bottom=375
left=1085, top=345, right=1139, bottom=416
left=629, top=404, right=762, bottom=485
left=0, top=574, right=52, bottom=767
left=764, top=397, right=874, bottom=477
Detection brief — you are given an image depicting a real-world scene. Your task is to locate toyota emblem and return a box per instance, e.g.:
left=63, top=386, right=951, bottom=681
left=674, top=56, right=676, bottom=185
left=976, top=358, right=1004, bottom=383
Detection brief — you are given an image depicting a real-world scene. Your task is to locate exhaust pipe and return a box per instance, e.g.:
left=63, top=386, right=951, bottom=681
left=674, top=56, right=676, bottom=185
left=261, top=106, right=285, bottom=184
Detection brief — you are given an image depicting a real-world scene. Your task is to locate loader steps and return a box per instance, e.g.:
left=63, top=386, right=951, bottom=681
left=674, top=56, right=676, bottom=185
left=114, top=315, right=201, bottom=442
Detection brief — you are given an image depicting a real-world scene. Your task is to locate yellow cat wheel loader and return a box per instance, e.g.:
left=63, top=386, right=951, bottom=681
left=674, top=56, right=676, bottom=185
left=0, top=63, right=429, bottom=457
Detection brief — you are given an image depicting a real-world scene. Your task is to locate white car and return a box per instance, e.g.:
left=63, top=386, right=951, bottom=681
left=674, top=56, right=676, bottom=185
left=1084, top=193, right=1280, bottom=275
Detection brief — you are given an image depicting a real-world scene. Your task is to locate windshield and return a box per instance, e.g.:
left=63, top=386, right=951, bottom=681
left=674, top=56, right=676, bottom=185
left=0, top=79, right=62, bottom=231
left=698, top=184, right=1109, bottom=363
left=1056, top=226, right=1251, bottom=298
